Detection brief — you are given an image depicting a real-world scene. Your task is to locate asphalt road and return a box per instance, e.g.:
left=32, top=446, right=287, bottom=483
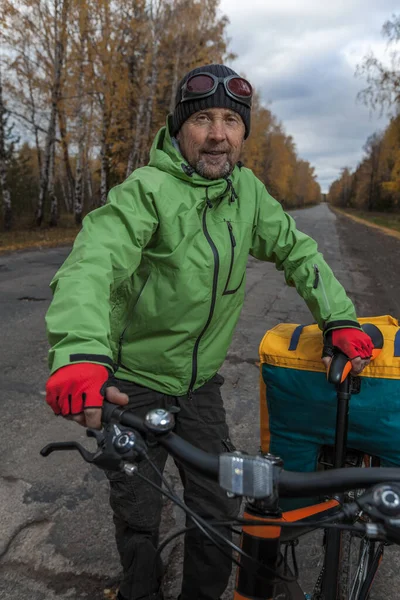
left=1, top=203, right=400, bottom=600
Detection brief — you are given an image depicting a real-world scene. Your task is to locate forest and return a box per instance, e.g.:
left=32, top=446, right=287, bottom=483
left=328, top=15, right=400, bottom=212
left=0, top=0, right=321, bottom=232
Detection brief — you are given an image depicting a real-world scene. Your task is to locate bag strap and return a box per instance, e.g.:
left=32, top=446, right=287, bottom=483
left=288, top=325, right=305, bottom=351
left=394, top=330, right=400, bottom=357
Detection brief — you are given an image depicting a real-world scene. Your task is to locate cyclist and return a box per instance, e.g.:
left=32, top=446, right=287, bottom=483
left=45, top=63, right=373, bottom=600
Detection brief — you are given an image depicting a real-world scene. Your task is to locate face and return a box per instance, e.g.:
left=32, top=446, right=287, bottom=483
left=177, top=107, right=246, bottom=180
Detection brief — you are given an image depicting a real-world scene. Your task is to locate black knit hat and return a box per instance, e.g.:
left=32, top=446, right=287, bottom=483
left=172, top=64, right=251, bottom=139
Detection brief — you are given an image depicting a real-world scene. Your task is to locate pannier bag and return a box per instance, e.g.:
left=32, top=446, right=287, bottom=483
left=259, top=315, right=400, bottom=506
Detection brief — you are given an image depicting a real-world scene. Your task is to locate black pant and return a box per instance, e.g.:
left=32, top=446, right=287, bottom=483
left=106, top=374, right=241, bottom=600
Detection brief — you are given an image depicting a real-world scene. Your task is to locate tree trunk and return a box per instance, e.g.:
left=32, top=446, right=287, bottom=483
left=58, top=105, right=75, bottom=212
left=73, top=21, right=86, bottom=225
left=36, top=0, right=69, bottom=227
left=0, top=67, right=12, bottom=231
left=126, top=95, right=145, bottom=176
left=139, top=30, right=159, bottom=166
left=169, top=44, right=181, bottom=113
left=48, top=142, right=58, bottom=226
left=22, top=47, right=42, bottom=176
left=60, top=176, right=71, bottom=212
left=100, top=107, right=110, bottom=206
left=83, top=96, right=95, bottom=210
left=85, top=161, right=93, bottom=208
left=74, top=151, right=83, bottom=224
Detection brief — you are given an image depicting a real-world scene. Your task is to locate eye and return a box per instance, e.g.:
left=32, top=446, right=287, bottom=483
left=195, top=113, right=210, bottom=122
left=226, top=115, right=240, bottom=125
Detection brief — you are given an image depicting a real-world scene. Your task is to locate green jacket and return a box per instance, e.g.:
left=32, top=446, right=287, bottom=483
left=46, top=116, right=357, bottom=395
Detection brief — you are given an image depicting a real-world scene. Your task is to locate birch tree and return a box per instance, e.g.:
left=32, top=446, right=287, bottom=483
left=357, top=14, right=400, bottom=114
left=2, top=7, right=45, bottom=178
left=36, top=0, right=70, bottom=226
left=70, top=0, right=89, bottom=223
left=86, top=0, right=126, bottom=204
left=136, top=2, right=163, bottom=166
left=0, top=67, right=13, bottom=230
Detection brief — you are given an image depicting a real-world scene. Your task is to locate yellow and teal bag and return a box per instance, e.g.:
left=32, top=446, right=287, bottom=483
left=259, top=316, right=400, bottom=483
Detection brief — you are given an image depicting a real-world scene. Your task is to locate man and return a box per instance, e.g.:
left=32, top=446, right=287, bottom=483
left=45, top=64, right=373, bottom=600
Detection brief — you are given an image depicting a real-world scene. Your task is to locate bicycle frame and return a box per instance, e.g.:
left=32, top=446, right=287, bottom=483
left=234, top=499, right=341, bottom=600
left=234, top=375, right=376, bottom=600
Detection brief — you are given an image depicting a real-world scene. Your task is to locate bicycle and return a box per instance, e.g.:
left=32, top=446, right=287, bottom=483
left=41, top=326, right=400, bottom=600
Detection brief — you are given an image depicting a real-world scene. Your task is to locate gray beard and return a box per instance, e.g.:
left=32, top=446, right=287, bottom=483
left=195, top=158, right=233, bottom=180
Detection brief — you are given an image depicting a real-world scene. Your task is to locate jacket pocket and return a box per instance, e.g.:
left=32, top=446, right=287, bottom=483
left=313, top=264, right=331, bottom=318
left=222, top=220, right=245, bottom=295
left=117, top=274, right=152, bottom=367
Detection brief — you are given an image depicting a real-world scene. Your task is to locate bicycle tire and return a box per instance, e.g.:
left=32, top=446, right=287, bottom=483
left=338, top=531, right=373, bottom=599
left=313, top=449, right=382, bottom=600
left=337, top=453, right=385, bottom=600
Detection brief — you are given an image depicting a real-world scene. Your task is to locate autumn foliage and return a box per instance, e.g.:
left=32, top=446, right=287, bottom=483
left=328, top=14, right=400, bottom=212
left=328, top=117, right=400, bottom=211
left=0, top=0, right=320, bottom=231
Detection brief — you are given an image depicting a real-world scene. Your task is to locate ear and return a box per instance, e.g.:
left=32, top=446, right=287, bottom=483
left=176, top=130, right=181, bottom=141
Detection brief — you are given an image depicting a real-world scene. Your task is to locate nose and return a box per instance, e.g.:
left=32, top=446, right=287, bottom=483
left=208, top=119, right=227, bottom=142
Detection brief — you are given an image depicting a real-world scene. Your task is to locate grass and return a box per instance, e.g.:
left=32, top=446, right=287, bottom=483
left=0, top=215, right=81, bottom=255
left=332, top=207, right=400, bottom=235
left=2, top=204, right=400, bottom=255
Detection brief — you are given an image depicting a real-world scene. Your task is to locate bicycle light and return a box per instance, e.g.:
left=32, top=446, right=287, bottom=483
left=218, top=453, right=281, bottom=499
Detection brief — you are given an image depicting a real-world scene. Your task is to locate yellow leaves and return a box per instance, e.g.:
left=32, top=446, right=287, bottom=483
left=329, top=115, right=400, bottom=210
left=0, top=226, right=80, bottom=254
left=241, top=93, right=320, bottom=206
left=103, top=588, right=118, bottom=600
left=4, top=0, right=320, bottom=225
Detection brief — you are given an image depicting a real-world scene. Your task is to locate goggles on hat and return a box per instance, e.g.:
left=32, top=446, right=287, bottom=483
left=179, top=72, right=253, bottom=108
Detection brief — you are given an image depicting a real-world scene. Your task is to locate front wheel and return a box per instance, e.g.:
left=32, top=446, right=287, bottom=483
left=338, top=532, right=381, bottom=599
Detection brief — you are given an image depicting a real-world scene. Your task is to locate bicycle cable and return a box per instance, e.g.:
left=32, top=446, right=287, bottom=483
left=135, top=456, right=299, bottom=583
left=132, top=454, right=370, bottom=586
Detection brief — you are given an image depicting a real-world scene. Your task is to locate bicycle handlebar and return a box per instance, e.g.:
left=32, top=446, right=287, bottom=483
left=102, top=403, right=400, bottom=499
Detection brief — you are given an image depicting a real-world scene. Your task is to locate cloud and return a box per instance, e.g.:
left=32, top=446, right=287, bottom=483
left=220, top=0, right=398, bottom=192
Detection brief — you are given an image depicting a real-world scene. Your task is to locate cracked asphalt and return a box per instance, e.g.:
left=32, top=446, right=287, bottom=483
left=1, top=203, right=400, bottom=599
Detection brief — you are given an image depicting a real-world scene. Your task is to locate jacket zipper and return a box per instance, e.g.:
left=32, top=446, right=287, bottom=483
left=188, top=198, right=219, bottom=397
left=223, top=220, right=236, bottom=295
left=313, top=264, right=331, bottom=316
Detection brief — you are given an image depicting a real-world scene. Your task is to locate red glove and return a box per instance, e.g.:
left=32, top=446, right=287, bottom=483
left=45, top=363, right=109, bottom=416
left=324, top=328, right=373, bottom=360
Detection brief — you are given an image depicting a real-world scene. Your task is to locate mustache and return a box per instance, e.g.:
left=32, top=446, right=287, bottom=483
left=201, top=147, right=231, bottom=153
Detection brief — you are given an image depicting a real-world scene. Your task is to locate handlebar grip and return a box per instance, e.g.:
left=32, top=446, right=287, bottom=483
left=102, top=400, right=121, bottom=423
left=102, top=401, right=148, bottom=433
left=327, top=323, right=384, bottom=385
left=101, top=401, right=219, bottom=478
left=328, top=353, right=351, bottom=385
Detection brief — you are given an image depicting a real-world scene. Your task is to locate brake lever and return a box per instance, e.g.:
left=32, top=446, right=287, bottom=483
left=40, top=441, right=96, bottom=463
left=40, top=425, right=147, bottom=472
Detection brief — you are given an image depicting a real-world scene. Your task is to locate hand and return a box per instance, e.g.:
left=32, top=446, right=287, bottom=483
left=322, top=354, right=371, bottom=376
left=70, top=384, right=129, bottom=429
left=322, top=327, right=373, bottom=376
left=45, top=363, right=129, bottom=429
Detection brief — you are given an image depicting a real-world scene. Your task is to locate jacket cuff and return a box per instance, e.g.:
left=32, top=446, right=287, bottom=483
left=50, top=351, right=116, bottom=375
left=323, top=320, right=362, bottom=335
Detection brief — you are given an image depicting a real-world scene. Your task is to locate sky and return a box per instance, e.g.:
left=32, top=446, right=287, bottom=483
left=219, top=0, right=399, bottom=192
